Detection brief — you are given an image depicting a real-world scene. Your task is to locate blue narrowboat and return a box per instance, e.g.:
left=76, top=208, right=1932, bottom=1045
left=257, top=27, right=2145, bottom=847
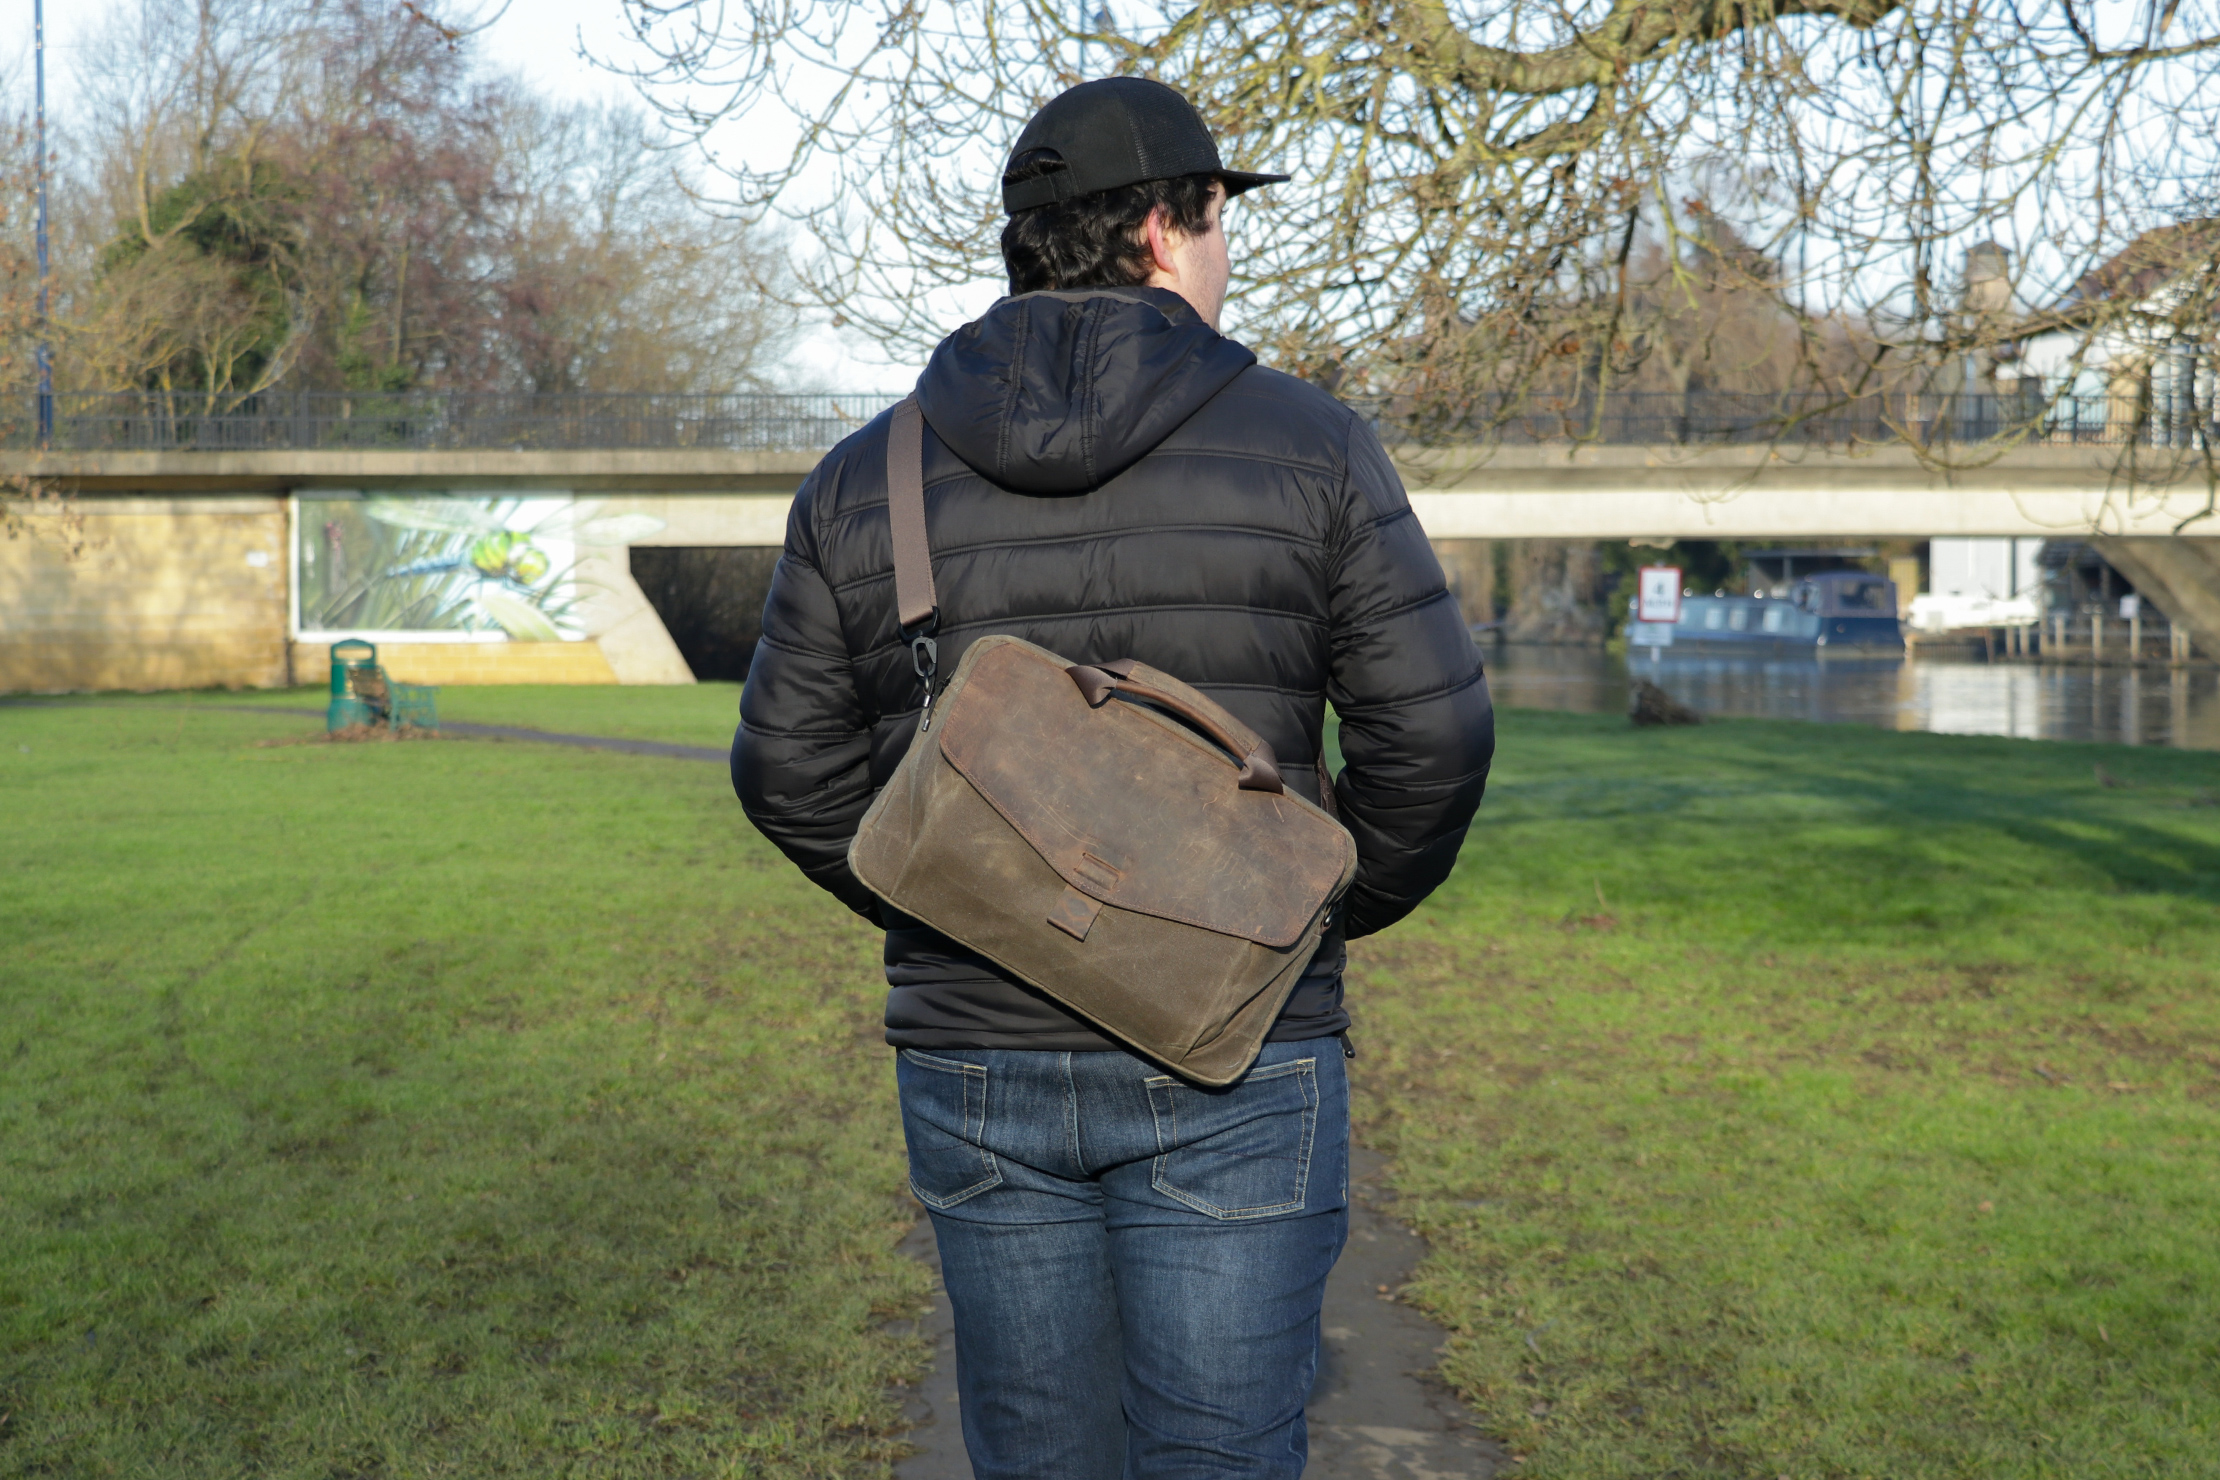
left=1631, top=570, right=1904, bottom=655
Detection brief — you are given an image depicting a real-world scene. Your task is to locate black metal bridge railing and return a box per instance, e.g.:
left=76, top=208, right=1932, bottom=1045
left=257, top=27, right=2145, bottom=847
left=1, top=391, right=884, bottom=454
left=1357, top=388, right=2217, bottom=449
left=2, top=388, right=2212, bottom=453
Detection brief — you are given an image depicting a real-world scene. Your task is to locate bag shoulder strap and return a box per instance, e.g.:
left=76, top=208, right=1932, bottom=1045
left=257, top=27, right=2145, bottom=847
left=887, top=396, right=937, bottom=630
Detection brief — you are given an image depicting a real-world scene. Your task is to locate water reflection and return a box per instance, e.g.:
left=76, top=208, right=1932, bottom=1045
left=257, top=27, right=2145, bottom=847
left=1482, top=644, right=2220, bottom=751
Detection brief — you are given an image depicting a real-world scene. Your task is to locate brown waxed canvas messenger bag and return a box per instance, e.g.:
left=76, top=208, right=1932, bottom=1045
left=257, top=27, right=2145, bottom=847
left=848, top=397, right=1358, bottom=1086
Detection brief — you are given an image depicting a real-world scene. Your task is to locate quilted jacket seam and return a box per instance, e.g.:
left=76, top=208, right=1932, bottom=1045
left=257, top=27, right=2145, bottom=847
left=825, top=525, right=1325, bottom=595
left=849, top=604, right=1332, bottom=663
left=752, top=630, right=851, bottom=664
left=1079, top=300, right=1103, bottom=487
left=1347, top=501, right=1419, bottom=539
left=739, top=718, right=871, bottom=741
left=995, top=300, right=1027, bottom=479
left=1337, top=585, right=1462, bottom=631
left=1330, top=663, right=1490, bottom=714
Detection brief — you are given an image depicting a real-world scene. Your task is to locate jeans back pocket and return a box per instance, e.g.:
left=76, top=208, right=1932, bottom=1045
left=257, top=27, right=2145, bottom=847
left=896, top=1049, right=1004, bottom=1209
left=1144, top=1057, right=1318, bottom=1219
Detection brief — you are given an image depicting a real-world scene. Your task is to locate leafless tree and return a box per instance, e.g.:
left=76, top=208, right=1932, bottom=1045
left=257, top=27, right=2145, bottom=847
left=51, top=0, right=795, bottom=402
left=612, top=0, right=2220, bottom=451
left=475, top=96, right=795, bottom=394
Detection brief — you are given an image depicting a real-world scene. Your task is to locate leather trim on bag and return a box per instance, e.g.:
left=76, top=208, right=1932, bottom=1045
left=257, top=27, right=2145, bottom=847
left=1047, top=886, right=1104, bottom=941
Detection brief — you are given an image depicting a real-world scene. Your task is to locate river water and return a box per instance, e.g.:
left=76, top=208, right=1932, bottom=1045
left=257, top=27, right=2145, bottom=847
left=1483, top=644, right=2220, bottom=751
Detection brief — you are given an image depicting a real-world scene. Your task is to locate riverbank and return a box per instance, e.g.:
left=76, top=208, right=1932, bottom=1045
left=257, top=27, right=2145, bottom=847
left=1492, top=640, right=2220, bottom=749
left=4, top=691, right=2217, bottom=1476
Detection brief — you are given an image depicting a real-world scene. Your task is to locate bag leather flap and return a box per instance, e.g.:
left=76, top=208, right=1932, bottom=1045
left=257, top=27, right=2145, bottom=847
left=936, top=640, right=1352, bottom=948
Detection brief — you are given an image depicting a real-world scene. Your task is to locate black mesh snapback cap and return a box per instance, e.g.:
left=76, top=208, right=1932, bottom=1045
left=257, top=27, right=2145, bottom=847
left=1001, top=77, right=1289, bottom=214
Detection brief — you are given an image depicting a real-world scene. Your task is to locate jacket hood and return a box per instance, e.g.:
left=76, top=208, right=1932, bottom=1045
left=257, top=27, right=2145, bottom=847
left=915, top=285, right=1256, bottom=495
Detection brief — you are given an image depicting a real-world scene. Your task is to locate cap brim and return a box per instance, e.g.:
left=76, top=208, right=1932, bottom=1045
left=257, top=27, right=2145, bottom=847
left=1219, top=170, right=1289, bottom=198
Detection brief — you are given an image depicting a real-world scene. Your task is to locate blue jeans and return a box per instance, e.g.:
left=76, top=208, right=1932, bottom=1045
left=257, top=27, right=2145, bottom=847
left=895, top=1038, right=1350, bottom=1480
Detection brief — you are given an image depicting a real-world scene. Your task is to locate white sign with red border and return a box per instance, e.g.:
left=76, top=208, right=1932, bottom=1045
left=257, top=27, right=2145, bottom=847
left=1637, top=566, right=1683, bottom=624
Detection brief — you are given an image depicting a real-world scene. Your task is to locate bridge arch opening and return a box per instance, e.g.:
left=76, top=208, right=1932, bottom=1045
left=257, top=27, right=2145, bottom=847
left=628, top=547, right=781, bottom=683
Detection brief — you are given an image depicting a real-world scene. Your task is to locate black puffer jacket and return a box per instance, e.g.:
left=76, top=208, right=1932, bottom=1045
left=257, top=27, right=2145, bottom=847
left=735, top=285, right=1493, bottom=1050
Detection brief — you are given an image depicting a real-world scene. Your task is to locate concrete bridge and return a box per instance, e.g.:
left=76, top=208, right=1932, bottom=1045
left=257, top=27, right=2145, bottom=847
left=16, top=438, right=2219, bottom=540
left=8, top=425, right=2219, bottom=691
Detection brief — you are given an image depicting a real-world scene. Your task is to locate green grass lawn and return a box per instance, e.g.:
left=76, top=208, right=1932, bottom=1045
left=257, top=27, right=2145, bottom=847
left=2, top=696, right=918, bottom=1478
left=1356, top=711, right=2220, bottom=1478
left=5, top=691, right=2218, bottom=1477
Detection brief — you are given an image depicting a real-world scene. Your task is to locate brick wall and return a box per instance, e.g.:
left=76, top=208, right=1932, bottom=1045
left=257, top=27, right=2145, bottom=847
left=2, top=498, right=626, bottom=693
left=0, top=498, right=291, bottom=693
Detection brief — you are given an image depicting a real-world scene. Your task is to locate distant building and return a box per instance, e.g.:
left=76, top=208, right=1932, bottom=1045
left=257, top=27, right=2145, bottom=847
left=2011, top=221, right=2220, bottom=440
left=1929, top=539, right=2043, bottom=603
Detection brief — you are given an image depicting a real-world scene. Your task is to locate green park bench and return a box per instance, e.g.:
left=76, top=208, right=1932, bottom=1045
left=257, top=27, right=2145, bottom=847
left=326, top=638, right=439, bottom=732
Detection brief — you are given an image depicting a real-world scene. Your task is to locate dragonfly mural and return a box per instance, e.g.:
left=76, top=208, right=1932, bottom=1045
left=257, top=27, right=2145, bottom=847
left=361, top=498, right=667, bottom=640
left=298, top=494, right=664, bottom=640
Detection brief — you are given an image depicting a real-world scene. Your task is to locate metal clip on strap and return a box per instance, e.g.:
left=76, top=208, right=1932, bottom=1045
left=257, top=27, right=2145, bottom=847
left=908, top=621, right=939, bottom=725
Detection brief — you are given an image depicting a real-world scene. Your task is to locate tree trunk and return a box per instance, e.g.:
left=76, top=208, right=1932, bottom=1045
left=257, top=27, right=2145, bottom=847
left=1505, top=540, right=1607, bottom=644
left=1430, top=539, right=1497, bottom=627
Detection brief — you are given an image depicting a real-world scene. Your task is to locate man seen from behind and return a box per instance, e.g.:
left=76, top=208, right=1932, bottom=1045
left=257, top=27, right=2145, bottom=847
left=735, top=76, right=1493, bottom=1480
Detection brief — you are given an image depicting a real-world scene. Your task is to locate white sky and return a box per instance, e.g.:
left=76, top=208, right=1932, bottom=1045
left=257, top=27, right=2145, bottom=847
left=0, top=0, right=926, bottom=392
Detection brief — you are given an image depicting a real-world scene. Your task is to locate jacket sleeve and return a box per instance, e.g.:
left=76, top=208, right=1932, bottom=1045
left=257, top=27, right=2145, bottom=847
left=733, top=478, right=883, bottom=923
left=1325, top=415, right=1495, bottom=939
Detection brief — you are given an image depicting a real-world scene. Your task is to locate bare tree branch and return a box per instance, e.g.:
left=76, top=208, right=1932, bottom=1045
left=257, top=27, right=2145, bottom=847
left=606, top=0, right=2220, bottom=463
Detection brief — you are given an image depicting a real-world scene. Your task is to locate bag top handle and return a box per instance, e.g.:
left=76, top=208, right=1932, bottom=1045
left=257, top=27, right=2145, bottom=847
left=1066, top=663, right=1285, bottom=794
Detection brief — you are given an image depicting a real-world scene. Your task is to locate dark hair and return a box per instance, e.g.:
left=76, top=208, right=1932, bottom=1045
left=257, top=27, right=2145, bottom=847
left=999, top=150, right=1221, bottom=294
